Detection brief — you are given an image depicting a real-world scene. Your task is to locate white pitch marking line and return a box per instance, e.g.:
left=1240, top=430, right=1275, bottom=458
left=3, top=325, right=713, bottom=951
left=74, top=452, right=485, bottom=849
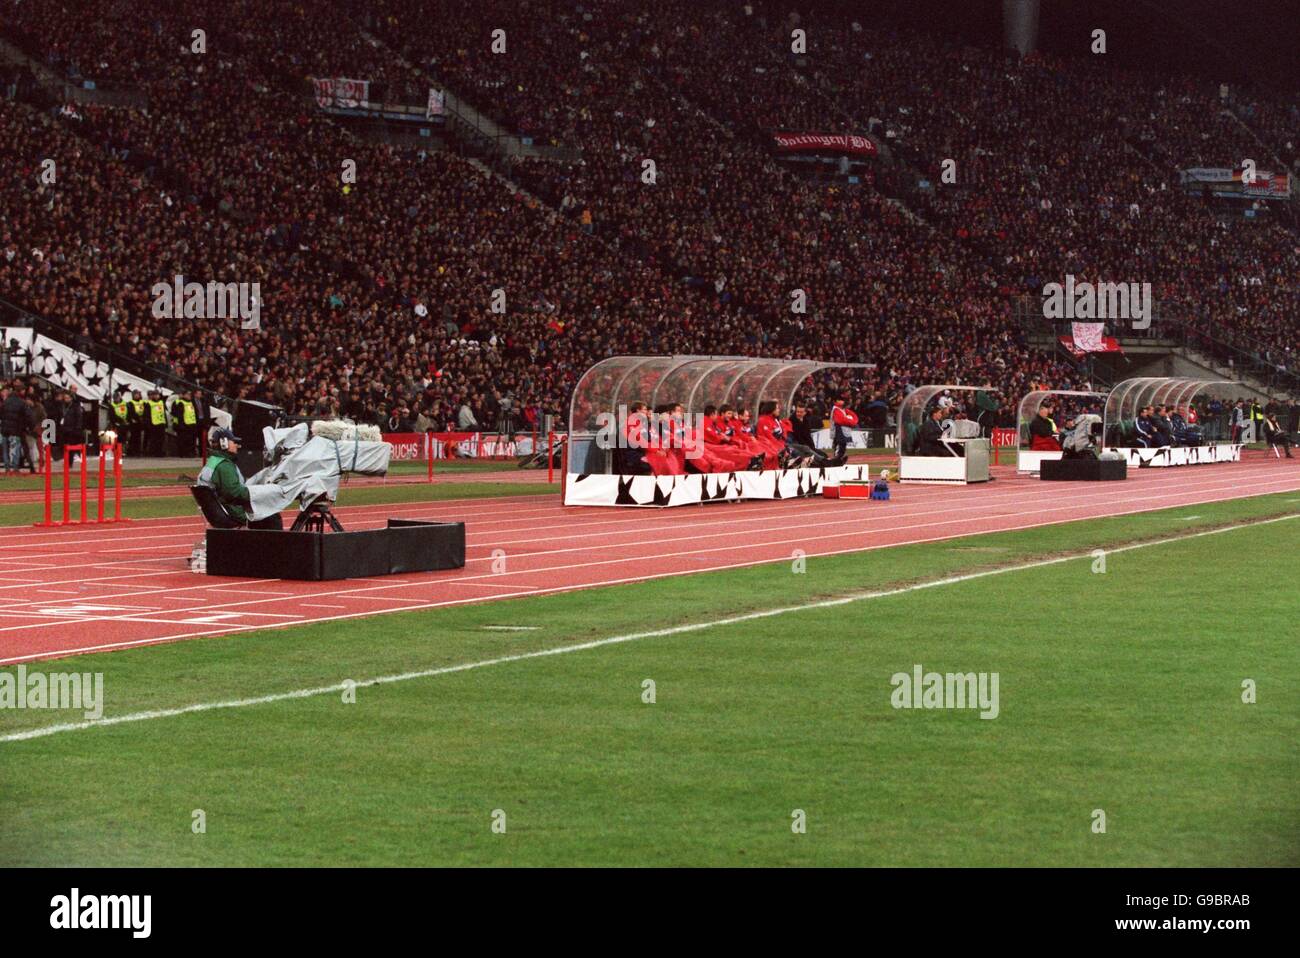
left=482, top=625, right=541, bottom=631
left=2, top=513, right=1294, bottom=744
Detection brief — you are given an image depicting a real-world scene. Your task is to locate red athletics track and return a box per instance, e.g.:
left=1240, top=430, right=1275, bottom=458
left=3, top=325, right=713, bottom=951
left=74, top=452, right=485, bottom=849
left=0, top=456, right=1297, bottom=664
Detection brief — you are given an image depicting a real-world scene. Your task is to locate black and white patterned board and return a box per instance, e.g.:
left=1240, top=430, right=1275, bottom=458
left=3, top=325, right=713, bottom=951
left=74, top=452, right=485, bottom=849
left=565, top=465, right=874, bottom=507
left=1114, top=445, right=1243, bottom=468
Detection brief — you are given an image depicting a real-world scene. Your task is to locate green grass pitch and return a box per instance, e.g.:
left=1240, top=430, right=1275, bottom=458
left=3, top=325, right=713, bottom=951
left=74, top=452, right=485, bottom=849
left=0, top=493, right=1296, bottom=867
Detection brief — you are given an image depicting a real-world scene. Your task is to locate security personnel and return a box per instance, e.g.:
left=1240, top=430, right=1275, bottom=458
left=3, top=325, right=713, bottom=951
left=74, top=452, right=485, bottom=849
left=198, top=428, right=283, bottom=529
left=170, top=390, right=198, bottom=458
left=1250, top=400, right=1264, bottom=441
left=128, top=389, right=147, bottom=456
left=111, top=390, right=130, bottom=436
left=145, top=389, right=167, bottom=456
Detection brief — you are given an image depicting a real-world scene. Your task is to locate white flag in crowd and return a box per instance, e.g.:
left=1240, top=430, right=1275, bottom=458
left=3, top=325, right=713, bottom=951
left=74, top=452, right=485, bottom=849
left=427, top=88, right=445, bottom=118
left=1071, top=322, right=1106, bottom=352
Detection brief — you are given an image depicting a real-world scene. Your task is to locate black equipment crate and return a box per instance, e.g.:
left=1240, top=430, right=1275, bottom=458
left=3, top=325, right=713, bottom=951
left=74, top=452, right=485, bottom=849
left=206, top=519, right=466, bottom=580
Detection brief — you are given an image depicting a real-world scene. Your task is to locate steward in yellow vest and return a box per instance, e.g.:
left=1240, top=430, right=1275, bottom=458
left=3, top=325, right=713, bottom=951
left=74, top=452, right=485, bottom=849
left=127, top=391, right=147, bottom=456
left=144, top=390, right=167, bottom=456
left=171, top=394, right=199, bottom=457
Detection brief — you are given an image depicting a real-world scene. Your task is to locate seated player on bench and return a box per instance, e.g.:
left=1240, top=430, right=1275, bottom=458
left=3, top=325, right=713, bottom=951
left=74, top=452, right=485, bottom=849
left=199, top=428, right=285, bottom=529
left=618, top=401, right=653, bottom=475
left=1028, top=402, right=1061, bottom=451
left=701, top=405, right=762, bottom=471
left=1135, top=406, right=1165, bottom=448
left=1153, top=406, right=1175, bottom=446
left=1169, top=406, right=1203, bottom=446
left=917, top=405, right=952, bottom=456
left=1263, top=412, right=1295, bottom=459
left=755, top=401, right=795, bottom=467
left=777, top=404, right=840, bottom=468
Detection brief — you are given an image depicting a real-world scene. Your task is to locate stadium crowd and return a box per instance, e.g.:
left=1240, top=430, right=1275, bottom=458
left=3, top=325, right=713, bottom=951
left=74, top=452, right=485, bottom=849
left=0, top=0, right=1295, bottom=451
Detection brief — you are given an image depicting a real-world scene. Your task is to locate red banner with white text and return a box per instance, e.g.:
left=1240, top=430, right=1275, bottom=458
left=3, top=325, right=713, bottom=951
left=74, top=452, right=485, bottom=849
left=773, top=131, right=877, bottom=156
left=313, top=77, right=370, bottom=109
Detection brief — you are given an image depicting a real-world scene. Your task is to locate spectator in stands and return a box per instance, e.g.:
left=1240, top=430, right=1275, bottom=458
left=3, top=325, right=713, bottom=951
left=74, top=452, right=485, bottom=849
left=457, top=399, right=479, bottom=431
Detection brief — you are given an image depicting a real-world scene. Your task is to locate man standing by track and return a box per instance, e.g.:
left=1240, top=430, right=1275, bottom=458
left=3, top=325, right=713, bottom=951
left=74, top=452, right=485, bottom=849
left=1, top=383, right=28, bottom=475
left=128, top=388, right=147, bottom=456
left=145, top=389, right=167, bottom=457
left=830, top=395, right=859, bottom=460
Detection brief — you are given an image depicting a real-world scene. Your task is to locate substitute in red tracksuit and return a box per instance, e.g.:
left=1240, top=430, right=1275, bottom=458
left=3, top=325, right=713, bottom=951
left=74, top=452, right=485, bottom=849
left=701, top=406, right=758, bottom=470
left=725, top=406, right=775, bottom=467
left=621, top=402, right=652, bottom=474
left=717, top=407, right=760, bottom=455
left=643, top=407, right=684, bottom=475
left=754, top=401, right=787, bottom=468
left=681, top=418, right=733, bottom=473
left=830, top=397, right=858, bottom=459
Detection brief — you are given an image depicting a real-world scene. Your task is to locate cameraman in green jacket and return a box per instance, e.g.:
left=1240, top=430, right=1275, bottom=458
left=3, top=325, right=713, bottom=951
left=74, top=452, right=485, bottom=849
left=199, top=428, right=283, bottom=529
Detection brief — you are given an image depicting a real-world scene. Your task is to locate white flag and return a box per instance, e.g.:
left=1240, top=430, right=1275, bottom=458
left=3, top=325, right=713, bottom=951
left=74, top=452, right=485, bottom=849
left=1071, top=322, right=1105, bottom=352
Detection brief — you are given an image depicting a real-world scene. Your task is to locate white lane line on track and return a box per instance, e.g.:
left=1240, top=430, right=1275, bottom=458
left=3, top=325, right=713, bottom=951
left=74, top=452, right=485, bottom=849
left=205, top=588, right=301, bottom=596
left=3, top=484, right=1298, bottom=665
left=2, top=467, right=1289, bottom=623
left=0, top=466, right=1289, bottom=602
left=0, top=494, right=562, bottom=546
left=3, top=459, right=1293, bottom=550
left=4, top=512, right=1294, bottom=743
left=0, top=469, right=1292, bottom=621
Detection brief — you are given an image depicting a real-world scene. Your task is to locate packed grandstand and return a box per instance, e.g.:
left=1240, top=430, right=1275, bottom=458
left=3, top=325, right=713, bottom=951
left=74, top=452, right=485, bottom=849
left=0, top=0, right=1296, bottom=441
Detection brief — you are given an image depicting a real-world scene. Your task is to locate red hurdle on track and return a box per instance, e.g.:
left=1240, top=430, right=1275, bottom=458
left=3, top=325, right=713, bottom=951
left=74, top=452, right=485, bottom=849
left=32, top=442, right=130, bottom=527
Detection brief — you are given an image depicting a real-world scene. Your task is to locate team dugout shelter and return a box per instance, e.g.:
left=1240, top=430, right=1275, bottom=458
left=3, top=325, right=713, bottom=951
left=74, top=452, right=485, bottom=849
left=1101, top=377, right=1243, bottom=466
left=895, top=385, right=996, bottom=484
left=1016, top=389, right=1108, bottom=473
left=565, top=355, right=875, bottom=507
